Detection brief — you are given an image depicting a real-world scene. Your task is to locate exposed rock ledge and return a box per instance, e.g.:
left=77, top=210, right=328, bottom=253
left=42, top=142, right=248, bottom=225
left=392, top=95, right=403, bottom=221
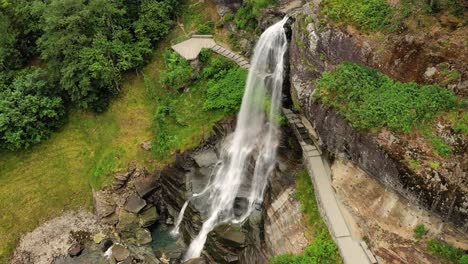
left=289, top=1, right=468, bottom=228
left=332, top=159, right=468, bottom=263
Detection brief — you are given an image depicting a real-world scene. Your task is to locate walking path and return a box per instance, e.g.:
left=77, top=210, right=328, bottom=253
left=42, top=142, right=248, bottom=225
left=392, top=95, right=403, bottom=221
left=171, top=35, right=250, bottom=69
left=173, top=34, right=377, bottom=263
left=283, top=108, right=378, bottom=264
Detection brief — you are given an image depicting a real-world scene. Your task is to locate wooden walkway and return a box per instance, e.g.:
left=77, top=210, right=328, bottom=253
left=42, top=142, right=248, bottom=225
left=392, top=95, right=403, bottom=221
left=171, top=35, right=250, bottom=69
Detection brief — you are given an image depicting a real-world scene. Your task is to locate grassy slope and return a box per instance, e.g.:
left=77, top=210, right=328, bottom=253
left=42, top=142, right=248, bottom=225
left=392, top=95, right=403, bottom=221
left=0, top=68, right=154, bottom=261
left=0, top=0, right=222, bottom=261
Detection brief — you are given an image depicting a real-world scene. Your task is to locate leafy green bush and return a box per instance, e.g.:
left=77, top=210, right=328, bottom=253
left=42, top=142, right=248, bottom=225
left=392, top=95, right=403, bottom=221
left=322, top=0, right=393, bottom=31
left=234, top=2, right=258, bottom=31
left=203, top=68, right=247, bottom=113
left=314, top=62, right=458, bottom=132
left=197, top=20, right=215, bottom=34
left=414, top=224, right=428, bottom=238
left=159, top=51, right=193, bottom=90
left=199, top=49, right=236, bottom=79
left=152, top=99, right=177, bottom=158
left=0, top=68, right=65, bottom=150
left=232, top=0, right=276, bottom=32
left=453, top=112, right=468, bottom=134
left=427, top=239, right=466, bottom=263
left=459, top=255, right=468, bottom=264
left=429, top=137, right=452, bottom=157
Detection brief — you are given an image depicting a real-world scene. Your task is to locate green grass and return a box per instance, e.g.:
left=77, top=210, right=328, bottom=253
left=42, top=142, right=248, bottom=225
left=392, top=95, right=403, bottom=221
left=313, top=62, right=460, bottom=133
left=0, top=71, right=154, bottom=262
left=322, top=0, right=394, bottom=31
left=321, top=0, right=466, bottom=32
left=0, top=0, right=222, bottom=261
left=270, top=170, right=342, bottom=264
left=150, top=50, right=247, bottom=160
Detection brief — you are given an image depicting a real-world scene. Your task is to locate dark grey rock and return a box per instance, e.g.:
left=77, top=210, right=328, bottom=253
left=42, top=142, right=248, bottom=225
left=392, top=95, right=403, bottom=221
left=115, top=172, right=130, bottom=182
left=117, top=210, right=139, bottom=232
left=93, top=191, right=116, bottom=218
left=68, top=243, right=84, bottom=257
left=135, top=177, right=158, bottom=198
left=139, top=206, right=159, bottom=227
left=126, top=194, right=147, bottom=213
left=134, top=228, right=152, bottom=245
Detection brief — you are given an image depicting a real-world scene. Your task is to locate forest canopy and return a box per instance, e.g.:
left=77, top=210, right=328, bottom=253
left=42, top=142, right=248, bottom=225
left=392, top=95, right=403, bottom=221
left=0, top=0, right=178, bottom=150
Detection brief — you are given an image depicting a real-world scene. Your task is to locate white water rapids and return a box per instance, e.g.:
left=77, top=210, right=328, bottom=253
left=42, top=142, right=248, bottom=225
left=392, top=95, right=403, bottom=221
left=172, top=17, right=289, bottom=260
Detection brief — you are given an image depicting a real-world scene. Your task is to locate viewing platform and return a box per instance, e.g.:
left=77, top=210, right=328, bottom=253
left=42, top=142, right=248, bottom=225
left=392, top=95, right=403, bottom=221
left=171, top=35, right=250, bottom=69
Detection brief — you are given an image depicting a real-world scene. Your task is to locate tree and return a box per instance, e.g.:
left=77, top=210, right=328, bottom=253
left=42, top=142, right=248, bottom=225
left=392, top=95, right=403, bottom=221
left=0, top=13, right=18, bottom=70
left=38, top=0, right=177, bottom=110
left=0, top=68, right=65, bottom=150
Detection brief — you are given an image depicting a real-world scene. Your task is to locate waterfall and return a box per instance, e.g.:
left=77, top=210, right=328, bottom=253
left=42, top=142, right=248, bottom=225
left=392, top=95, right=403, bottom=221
left=175, top=17, right=289, bottom=261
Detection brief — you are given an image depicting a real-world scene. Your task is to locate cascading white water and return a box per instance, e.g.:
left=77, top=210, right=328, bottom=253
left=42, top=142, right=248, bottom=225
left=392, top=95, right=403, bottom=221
left=174, top=17, right=289, bottom=261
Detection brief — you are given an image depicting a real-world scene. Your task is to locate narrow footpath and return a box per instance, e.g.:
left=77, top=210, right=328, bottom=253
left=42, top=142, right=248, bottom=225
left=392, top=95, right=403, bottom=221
left=283, top=108, right=378, bottom=264
left=172, top=35, right=377, bottom=263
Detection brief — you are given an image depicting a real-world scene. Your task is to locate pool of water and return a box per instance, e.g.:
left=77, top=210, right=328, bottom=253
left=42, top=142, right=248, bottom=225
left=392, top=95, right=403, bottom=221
left=150, top=224, right=185, bottom=259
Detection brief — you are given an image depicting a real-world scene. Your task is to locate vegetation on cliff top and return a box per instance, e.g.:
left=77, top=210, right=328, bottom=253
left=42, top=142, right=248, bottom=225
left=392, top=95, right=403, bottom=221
left=0, top=0, right=178, bottom=150
left=314, top=62, right=459, bottom=132
left=151, top=49, right=246, bottom=159
left=314, top=62, right=466, bottom=159
left=322, top=0, right=465, bottom=32
left=270, top=170, right=342, bottom=264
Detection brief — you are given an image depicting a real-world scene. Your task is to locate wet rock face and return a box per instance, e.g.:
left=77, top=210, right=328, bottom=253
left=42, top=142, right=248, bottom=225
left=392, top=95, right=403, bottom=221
left=289, top=5, right=468, bottom=228
left=159, top=119, right=306, bottom=263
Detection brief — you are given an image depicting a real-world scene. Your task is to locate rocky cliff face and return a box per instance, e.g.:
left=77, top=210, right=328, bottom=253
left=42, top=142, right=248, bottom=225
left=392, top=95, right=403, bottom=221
left=289, top=1, right=468, bottom=229
left=159, top=119, right=308, bottom=263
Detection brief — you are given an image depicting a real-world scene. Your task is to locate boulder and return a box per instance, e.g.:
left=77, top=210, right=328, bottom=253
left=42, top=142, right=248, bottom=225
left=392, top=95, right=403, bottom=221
left=139, top=206, right=159, bottom=227
left=191, top=149, right=218, bottom=167
left=134, top=228, right=152, bottom=245
left=111, top=244, right=130, bottom=262
left=93, top=191, right=116, bottom=218
left=101, top=212, right=119, bottom=226
left=115, top=172, right=130, bottom=182
left=126, top=194, right=147, bottom=213
left=135, top=177, right=158, bottom=198
left=214, top=225, right=246, bottom=248
left=117, top=210, right=139, bottom=232
left=67, top=243, right=84, bottom=257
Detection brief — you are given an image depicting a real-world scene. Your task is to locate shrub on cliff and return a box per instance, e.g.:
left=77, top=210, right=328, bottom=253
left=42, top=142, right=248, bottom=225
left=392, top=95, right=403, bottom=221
left=200, top=49, right=247, bottom=114
left=322, top=0, right=393, bottom=31
left=203, top=67, right=247, bottom=113
left=314, top=62, right=458, bottom=132
left=159, top=51, right=193, bottom=90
